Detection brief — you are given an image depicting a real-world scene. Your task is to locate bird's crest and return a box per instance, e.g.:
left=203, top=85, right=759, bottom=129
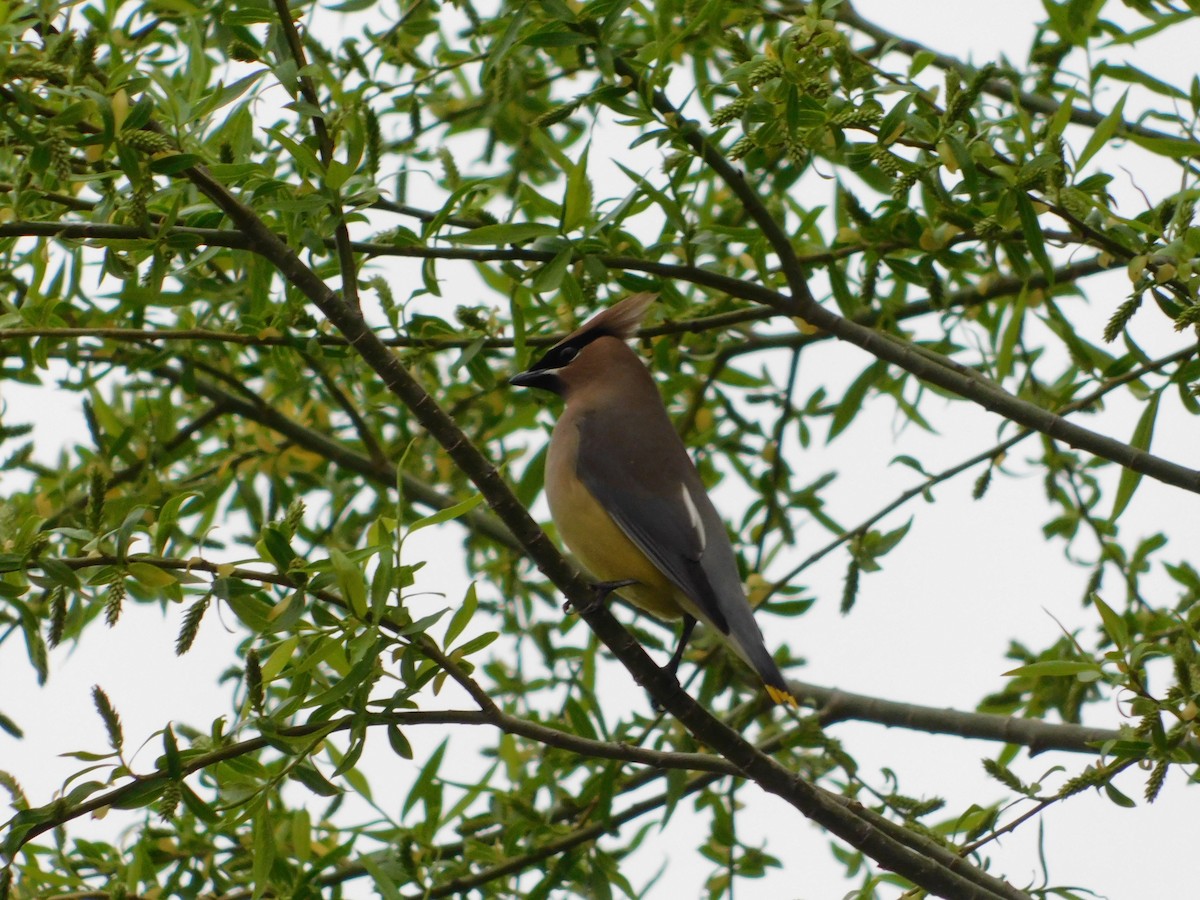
left=564, top=291, right=656, bottom=343
left=513, top=293, right=657, bottom=381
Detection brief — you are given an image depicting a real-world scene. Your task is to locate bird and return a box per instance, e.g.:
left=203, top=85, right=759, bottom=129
left=509, top=292, right=797, bottom=706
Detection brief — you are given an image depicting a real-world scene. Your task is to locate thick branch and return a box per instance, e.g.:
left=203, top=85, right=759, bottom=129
left=0, top=221, right=1116, bottom=360
left=172, top=160, right=1027, bottom=900
left=2, top=709, right=735, bottom=849
left=609, top=54, right=1200, bottom=496
left=793, top=681, right=1121, bottom=756
left=7, top=549, right=1138, bottom=759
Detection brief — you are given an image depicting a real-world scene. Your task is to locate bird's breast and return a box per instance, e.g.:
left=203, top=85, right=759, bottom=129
left=545, top=418, right=681, bottom=620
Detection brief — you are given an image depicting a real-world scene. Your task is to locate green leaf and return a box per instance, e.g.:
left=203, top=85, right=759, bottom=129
left=1, top=807, right=51, bottom=857
left=1003, top=660, right=1101, bottom=678
left=1108, top=10, right=1193, bottom=45
left=109, top=779, right=166, bottom=810
left=115, top=505, right=150, bottom=558
left=713, top=366, right=768, bottom=388
left=909, top=50, right=936, bottom=77
left=866, top=518, right=912, bottom=558
left=37, top=557, right=80, bottom=590
left=1015, top=194, right=1052, bottom=281
left=371, top=544, right=395, bottom=618
left=126, top=562, right=178, bottom=589
left=1104, top=781, right=1137, bottom=808
left=252, top=808, right=276, bottom=893
left=451, top=631, right=498, bottom=657
left=995, top=289, right=1027, bottom=382
left=421, top=256, right=441, bottom=296
left=360, top=854, right=405, bottom=900
left=289, top=764, right=344, bottom=798
left=260, top=636, right=298, bottom=683
left=829, top=361, right=884, bottom=440
left=0, top=708, right=21, bottom=738
left=444, top=582, right=478, bottom=648
left=403, top=738, right=447, bottom=820
left=530, top=247, right=572, bottom=294
left=1091, top=594, right=1128, bottom=649
left=1128, top=133, right=1200, bottom=160
left=260, top=524, right=296, bottom=571
left=162, top=724, right=182, bottom=779
left=445, top=223, right=558, bottom=245
left=397, top=607, right=450, bottom=637
left=890, top=455, right=929, bottom=476
left=222, top=8, right=275, bottom=24
left=1075, top=90, right=1126, bottom=171
left=387, top=724, right=414, bottom=759
left=562, top=144, right=593, bottom=233
left=263, top=125, right=323, bottom=176
left=827, top=262, right=857, bottom=317
left=329, top=549, right=368, bottom=619
left=148, top=153, right=203, bottom=175
left=1046, top=88, right=1077, bottom=140
left=154, top=491, right=200, bottom=555
left=407, top=494, right=484, bottom=535
left=1110, top=391, right=1161, bottom=523
left=0, top=580, right=29, bottom=599
left=1092, top=62, right=1187, bottom=100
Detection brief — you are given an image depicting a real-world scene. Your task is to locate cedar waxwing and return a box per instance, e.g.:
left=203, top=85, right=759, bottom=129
left=510, top=293, right=797, bottom=706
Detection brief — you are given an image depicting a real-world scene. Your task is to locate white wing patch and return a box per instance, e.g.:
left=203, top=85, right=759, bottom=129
left=680, top=483, right=707, bottom=550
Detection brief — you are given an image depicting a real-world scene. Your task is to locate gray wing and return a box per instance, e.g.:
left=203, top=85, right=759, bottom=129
left=574, top=406, right=793, bottom=702
left=574, top=409, right=742, bottom=634
left=573, top=405, right=796, bottom=700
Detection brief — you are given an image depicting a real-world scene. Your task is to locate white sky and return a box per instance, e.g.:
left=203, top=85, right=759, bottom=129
left=3, top=1, right=1199, bottom=897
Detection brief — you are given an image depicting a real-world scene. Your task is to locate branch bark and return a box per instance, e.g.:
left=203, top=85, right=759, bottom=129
left=166, top=157, right=1029, bottom=899
left=607, top=57, right=1200, bottom=496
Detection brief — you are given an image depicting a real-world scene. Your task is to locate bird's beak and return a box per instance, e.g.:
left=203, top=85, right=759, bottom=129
left=508, top=369, right=540, bottom=388
left=508, top=367, right=560, bottom=393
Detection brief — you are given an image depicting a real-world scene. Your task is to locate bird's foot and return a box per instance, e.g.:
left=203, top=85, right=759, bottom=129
left=664, top=615, right=698, bottom=679
left=563, top=578, right=638, bottom=615
left=650, top=616, right=698, bottom=712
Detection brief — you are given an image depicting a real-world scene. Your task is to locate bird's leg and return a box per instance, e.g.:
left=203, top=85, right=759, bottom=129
left=665, top=615, right=697, bottom=679
left=563, top=578, right=639, bottom=615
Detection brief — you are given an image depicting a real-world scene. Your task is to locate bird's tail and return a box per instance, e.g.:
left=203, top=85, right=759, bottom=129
left=724, top=625, right=798, bottom=707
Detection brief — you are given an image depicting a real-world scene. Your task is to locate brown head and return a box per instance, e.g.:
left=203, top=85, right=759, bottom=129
left=509, top=293, right=657, bottom=402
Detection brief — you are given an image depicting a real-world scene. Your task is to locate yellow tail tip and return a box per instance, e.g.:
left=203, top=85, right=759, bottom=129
left=766, top=685, right=799, bottom=708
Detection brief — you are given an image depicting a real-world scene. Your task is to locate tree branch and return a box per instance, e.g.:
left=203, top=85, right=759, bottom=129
left=1, top=709, right=735, bottom=851
left=270, top=0, right=360, bottom=311
left=170, top=158, right=1029, bottom=900
left=792, top=680, right=1122, bottom=756
left=609, top=53, right=1200, bottom=497
left=146, top=361, right=521, bottom=549
left=6, top=552, right=1139, bottom=761
left=766, top=343, right=1198, bottom=598
left=833, top=1, right=1193, bottom=150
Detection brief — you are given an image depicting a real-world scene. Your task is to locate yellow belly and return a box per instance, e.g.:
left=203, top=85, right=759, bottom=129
left=545, top=426, right=683, bottom=620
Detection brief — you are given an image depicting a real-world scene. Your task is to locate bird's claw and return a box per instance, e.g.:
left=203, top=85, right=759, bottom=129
left=563, top=578, right=638, bottom=615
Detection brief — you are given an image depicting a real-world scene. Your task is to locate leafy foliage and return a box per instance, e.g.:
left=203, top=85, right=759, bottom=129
left=1, top=0, right=1199, bottom=897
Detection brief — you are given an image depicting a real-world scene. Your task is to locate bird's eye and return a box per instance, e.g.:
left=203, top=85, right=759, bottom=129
left=557, top=346, right=580, bottom=365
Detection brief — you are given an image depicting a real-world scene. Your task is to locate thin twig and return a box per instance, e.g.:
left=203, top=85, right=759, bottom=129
left=833, top=1, right=1193, bottom=149
left=766, top=344, right=1198, bottom=600
left=172, top=154, right=1028, bottom=900
left=270, top=0, right=361, bottom=311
